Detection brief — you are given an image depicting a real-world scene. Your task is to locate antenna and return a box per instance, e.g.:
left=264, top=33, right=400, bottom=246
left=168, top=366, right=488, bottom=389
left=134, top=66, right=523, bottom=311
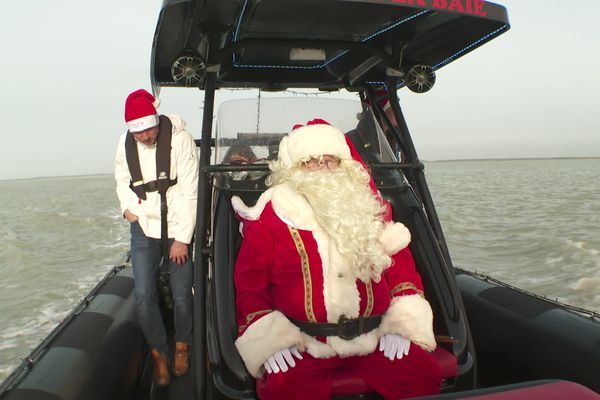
left=256, top=89, right=262, bottom=134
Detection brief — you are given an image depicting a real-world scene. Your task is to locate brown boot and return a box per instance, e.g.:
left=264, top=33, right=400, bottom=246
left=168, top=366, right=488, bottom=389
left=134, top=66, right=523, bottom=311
left=151, top=349, right=171, bottom=386
left=173, top=342, right=189, bottom=377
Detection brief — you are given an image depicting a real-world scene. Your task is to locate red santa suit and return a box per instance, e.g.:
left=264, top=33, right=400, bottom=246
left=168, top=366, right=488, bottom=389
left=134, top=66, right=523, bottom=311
left=232, top=120, right=441, bottom=400
left=232, top=119, right=442, bottom=400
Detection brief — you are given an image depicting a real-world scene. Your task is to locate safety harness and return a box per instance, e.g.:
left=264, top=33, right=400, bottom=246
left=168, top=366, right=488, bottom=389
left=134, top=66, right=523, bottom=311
left=125, top=115, right=177, bottom=201
left=125, top=115, right=177, bottom=308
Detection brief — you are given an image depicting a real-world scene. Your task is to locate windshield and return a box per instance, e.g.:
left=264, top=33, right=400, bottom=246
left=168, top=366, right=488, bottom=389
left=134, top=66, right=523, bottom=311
left=213, top=96, right=403, bottom=189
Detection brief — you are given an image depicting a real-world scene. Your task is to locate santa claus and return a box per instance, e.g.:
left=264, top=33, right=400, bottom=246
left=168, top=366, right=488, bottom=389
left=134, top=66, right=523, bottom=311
left=232, top=119, right=442, bottom=399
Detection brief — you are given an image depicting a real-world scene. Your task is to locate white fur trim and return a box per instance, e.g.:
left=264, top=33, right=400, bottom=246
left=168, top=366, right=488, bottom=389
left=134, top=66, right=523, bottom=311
left=380, top=221, right=411, bottom=255
left=270, top=183, right=320, bottom=230
left=312, top=230, right=359, bottom=323
left=127, top=114, right=159, bottom=133
left=277, top=136, right=293, bottom=167
left=327, top=333, right=379, bottom=357
left=301, top=333, right=337, bottom=358
left=232, top=184, right=319, bottom=231
left=231, top=189, right=274, bottom=221
left=378, top=295, right=437, bottom=352
left=316, top=233, right=379, bottom=357
left=301, top=331, right=379, bottom=359
left=282, top=124, right=352, bottom=167
left=235, top=311, right=304, bottom=378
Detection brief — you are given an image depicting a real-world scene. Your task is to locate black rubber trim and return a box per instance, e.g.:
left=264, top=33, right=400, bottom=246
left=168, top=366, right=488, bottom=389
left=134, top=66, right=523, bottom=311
left=98, top=276, right=134, bottom=299
left=51, top=312, right=113, bottom=355
left=479, top=287, right=557, bottom=319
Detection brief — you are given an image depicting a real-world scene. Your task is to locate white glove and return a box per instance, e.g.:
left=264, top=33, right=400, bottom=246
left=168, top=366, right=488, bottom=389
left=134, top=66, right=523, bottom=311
left=263, top=346, right=303, bottom=374
left=379, top=334, right=411, bottom=361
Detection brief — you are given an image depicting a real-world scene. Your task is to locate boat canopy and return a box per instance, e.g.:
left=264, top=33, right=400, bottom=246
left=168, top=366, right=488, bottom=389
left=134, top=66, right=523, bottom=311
left=151, top=0, right=509, bottom=91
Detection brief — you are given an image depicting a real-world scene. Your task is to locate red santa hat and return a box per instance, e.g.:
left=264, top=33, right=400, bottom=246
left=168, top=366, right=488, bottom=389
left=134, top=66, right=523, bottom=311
left=124, top=89, right=161, bottom=133
left=277, top=118, right=393, bottom=221
left=277, top=118, right=352, bottom=167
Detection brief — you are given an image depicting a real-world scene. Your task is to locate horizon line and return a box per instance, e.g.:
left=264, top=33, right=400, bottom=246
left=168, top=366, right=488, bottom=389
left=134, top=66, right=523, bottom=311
left=1, top=156, right=599, bottom=182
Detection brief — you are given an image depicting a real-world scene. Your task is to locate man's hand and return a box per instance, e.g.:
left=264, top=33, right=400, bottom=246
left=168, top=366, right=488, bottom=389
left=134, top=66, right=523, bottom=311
left=263, top=346, right=303, bottom=374
left=123, top=209, right=138, bottom=222
left=379, top=334, right=411, bottom=361
left=169, top=240, right=189, bottom=265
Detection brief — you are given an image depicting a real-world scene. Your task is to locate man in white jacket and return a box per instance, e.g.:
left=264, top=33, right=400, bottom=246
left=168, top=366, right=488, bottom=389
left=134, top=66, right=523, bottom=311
left=114, top=89, right=198, bottom=386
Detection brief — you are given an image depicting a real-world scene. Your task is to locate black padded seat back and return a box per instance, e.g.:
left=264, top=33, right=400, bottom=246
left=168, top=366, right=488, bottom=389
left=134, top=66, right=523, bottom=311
left=381, top=186, right=458, bottom=323
left=209, top=189, right=261, bottom=394
left=380, top=185, right=469, bottom=388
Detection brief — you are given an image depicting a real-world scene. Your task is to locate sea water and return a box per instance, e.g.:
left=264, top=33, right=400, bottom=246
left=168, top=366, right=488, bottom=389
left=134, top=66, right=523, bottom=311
left=0, top=175, right=130, bottom=380
left=425, top=158, right=600, bottom=310
left=0, top=158, right=599, bottom=381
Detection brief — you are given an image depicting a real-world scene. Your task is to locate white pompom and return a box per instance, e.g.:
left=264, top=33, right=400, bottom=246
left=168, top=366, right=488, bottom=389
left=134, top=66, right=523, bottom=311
left=153, top=98, right=161, bottom=109
left=380, top=222, right=411, bottom=255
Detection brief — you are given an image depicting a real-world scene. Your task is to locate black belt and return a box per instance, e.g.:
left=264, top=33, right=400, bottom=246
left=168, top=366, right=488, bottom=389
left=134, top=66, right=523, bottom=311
left=289, top=315, right=382, bottom=341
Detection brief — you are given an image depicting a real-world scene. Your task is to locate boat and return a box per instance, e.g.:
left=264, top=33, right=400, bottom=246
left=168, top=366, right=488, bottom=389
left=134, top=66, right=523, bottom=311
left=2, top=1, right=600, bottom=399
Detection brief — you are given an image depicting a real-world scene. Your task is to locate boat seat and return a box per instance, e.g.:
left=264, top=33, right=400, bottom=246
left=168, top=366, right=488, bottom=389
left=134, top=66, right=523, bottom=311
left=432, top=346, right=460, bottom=379
left=416, top=379, right=600, bottom=399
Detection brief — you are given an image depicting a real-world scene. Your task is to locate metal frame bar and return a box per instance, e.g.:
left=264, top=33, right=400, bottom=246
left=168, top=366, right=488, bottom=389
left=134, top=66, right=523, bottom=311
left=193, top=72, right=217, bottom=400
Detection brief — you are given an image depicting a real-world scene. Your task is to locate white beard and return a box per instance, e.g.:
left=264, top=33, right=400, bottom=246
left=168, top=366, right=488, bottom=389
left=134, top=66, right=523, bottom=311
left=289, top=163, right=391, bottom=283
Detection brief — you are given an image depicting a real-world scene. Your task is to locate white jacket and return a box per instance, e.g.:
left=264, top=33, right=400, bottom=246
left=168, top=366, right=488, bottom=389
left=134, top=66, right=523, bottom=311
left=114, top=115, right=199, bottom=244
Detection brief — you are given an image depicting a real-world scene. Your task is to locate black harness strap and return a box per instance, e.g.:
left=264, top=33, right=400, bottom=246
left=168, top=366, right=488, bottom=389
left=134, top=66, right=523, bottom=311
left=155, top=115, right=174, bottom=195
left=138, top=178, right=177, bottom=193
left=125, top=131, right=146, bottom=201
left=125, top=115, right=174, bottom=200
left=155, top=116, right=173, bottom=263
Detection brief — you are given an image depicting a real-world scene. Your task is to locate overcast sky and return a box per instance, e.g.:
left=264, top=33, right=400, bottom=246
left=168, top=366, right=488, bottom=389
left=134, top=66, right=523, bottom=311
left=0, top=1, right=598, bottom=180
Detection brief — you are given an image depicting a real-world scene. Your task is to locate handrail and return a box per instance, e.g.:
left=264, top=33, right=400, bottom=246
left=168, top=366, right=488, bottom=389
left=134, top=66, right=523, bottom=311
left=201, top=161, right=424, bottom=174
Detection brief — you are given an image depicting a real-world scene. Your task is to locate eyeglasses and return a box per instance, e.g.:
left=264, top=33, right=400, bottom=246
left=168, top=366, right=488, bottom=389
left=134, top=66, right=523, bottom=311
left=300, top=155, right=341, bottom=171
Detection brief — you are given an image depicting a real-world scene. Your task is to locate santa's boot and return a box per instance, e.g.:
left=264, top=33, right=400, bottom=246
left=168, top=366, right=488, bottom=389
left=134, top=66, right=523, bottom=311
left=173, top=342, right=189, bottom=377
left=151, top=349, right=171, bottom=386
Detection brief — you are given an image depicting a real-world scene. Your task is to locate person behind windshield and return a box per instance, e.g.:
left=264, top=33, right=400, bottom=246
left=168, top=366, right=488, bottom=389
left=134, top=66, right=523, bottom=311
left=374, top=89, right=406, bottom=162
left=232, top=119, right=442, bottom=399
left=345, top=111, right=383, bottom=164
left=223, top=144, right=257, bottom=164
left=114, top=89, right=198, bottom=386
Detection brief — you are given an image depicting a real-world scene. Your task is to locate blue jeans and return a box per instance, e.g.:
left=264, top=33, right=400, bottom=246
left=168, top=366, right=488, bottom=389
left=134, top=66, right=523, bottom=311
left=130, top=221, right=193, bottom=354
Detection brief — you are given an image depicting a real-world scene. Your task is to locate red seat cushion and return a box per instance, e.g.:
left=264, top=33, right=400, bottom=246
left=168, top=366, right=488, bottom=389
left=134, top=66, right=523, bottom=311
left=331, top=346, right=458, bottom=396
left=463, top=381, right=600, bottom=400
left=432, top=346, right=458, bottom=379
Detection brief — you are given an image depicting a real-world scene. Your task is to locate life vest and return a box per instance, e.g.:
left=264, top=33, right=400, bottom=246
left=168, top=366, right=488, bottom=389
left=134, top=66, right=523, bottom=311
left=125, top=115, right=177, bottom=201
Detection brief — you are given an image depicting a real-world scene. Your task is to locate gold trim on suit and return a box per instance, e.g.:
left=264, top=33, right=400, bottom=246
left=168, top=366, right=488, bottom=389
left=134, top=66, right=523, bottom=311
left=390, top=282, right=424, bottom=297
left=363, top=281, right=374, bottom=317
left=288, top=226, right=317, bottom=322
left=238, top=309, right=273, bottom=333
